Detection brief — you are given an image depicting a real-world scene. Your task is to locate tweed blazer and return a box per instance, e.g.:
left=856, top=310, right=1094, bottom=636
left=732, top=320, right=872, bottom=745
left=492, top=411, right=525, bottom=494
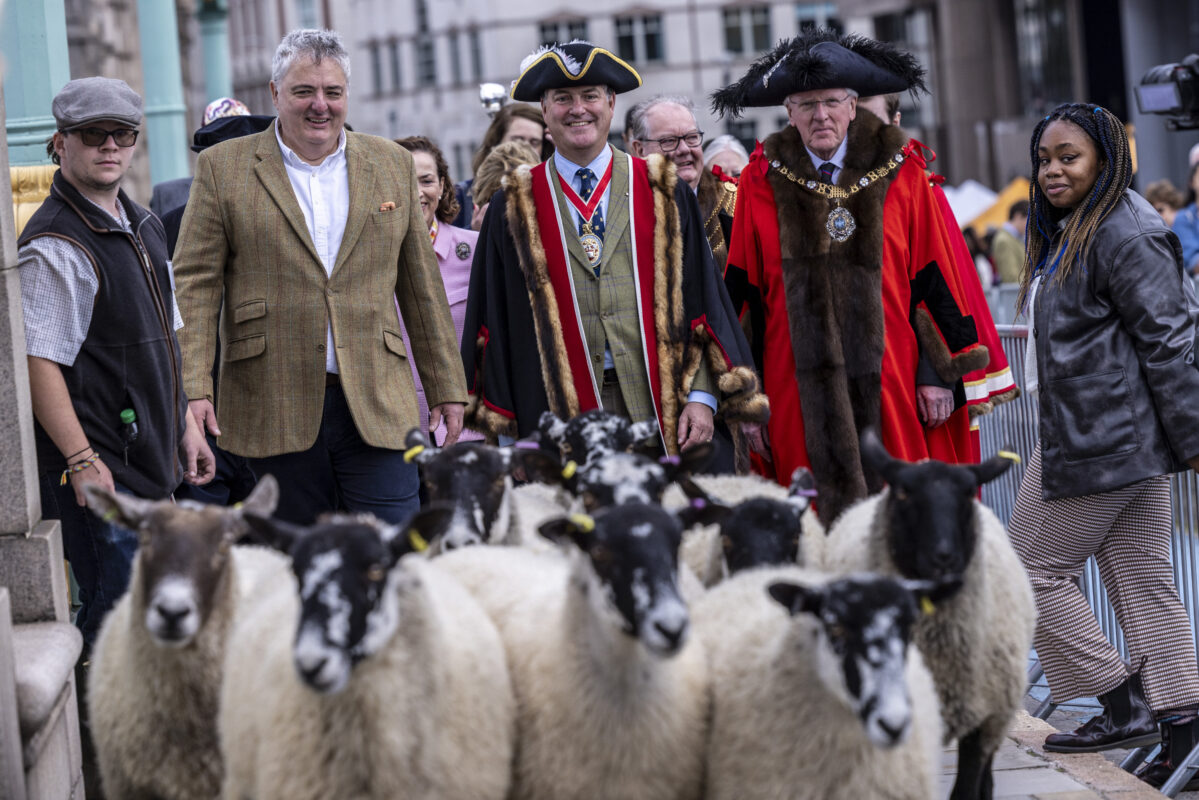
left=172, top=123, right=467, bottom=458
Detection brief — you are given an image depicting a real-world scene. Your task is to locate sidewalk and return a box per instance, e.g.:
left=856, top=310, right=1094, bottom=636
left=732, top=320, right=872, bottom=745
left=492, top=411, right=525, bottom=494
left=940, top=711, right=1166, bottom=799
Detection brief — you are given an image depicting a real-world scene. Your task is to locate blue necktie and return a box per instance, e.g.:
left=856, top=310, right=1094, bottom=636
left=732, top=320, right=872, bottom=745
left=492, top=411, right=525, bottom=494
left=576, top=168, right=606, bottom=276
left=819, top=161, right=836, bottom=184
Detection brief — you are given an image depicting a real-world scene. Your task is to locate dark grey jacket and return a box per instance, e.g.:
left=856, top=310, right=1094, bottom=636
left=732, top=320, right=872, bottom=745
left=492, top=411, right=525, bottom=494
left=1034, top=190, right=1199, bottom=499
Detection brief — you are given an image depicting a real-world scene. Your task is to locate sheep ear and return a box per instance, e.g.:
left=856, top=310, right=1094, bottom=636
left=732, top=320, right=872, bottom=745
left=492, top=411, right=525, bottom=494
left=83, top=484, right=156, bottom=530
left=392, top=506, right=455, bottom=558
left=767, top=581, right=823, bottom=616
left=538, top=411, right=568, bottom=444
left=238, top=474, right=280, bottom=518
left=539, top=514, right=592, bottom=549
left=969, top=453, right=1014, bottom=487
left=510, top=447, right=567, bottom=486
left=676, top=499, right=731, bottom=530
left=243, top=512, right=305, bottom=554
left=403, top=428, right=437, bottom=465
left=787, top=467, right=817, bottom=514
left=627, top=419, right=659, bottom=448
left=663, top=442, right=716, bottom=480
left=859, top=428, right=900, bottom=484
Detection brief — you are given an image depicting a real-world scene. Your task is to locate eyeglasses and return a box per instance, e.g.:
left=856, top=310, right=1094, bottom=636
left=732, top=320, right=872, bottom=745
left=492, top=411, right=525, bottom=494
left=643, top=130, right=704, bottom=153
left=67, top=127, right=139, bottom=148
left=786, top=94, right=853, bottom=118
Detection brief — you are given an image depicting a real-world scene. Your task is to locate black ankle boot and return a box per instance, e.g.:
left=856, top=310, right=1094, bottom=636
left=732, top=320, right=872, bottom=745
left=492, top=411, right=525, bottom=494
left=1043, top=671, right=1160, bottom=753
left=1136, top=714, right=1199, bottom=790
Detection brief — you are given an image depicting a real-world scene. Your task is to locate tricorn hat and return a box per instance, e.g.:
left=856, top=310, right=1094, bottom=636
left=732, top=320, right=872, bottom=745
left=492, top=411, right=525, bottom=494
left=712, top=31, right=926, bottom=118
left=511, top=40, right=641, bottom=102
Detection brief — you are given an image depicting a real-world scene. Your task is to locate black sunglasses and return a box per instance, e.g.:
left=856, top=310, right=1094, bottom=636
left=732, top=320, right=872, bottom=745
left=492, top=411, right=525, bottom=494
left=67, top=127, right=139, bottom=148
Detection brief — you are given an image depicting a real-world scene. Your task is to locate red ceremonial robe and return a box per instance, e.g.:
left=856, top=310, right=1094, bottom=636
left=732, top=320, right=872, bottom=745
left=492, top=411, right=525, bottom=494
left=726, top=114, right=987, bottom=522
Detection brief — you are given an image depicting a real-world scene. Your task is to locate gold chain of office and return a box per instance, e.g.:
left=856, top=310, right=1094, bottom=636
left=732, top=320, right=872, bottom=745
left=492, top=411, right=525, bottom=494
left=769, top=151, right=907, bottom=242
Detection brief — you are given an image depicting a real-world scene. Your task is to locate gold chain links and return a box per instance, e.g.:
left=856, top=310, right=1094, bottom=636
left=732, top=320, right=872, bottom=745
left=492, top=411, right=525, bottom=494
left=769, top=151, right=907, bottom=200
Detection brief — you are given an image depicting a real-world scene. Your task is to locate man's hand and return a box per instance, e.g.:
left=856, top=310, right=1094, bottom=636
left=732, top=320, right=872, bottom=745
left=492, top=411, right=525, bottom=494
left=430, top=402, right=466, bottom=446
left=915, top=385, right=954, bottom=429
left=189, top=398, right=221, bottom=437
left=741, top=421, right=771, bottom=459
left=181, top=409, right=216, bottom=485
left=470, top=201, right=490, bottom=232
left=678, top=402, right=715, bottom=451
left=70, top=454, right=114, bottom=507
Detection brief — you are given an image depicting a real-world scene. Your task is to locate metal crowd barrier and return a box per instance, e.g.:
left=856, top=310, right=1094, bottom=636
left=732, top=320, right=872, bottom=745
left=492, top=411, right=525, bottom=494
left=979, top=325, right=1199, bottom=794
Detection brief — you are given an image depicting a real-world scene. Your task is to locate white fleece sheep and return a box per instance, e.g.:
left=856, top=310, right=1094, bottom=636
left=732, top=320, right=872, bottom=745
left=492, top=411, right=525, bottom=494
left=821, top=436, right=1035, bottom=800
left=83, top=479, right=285, bottom=800
left=693, top=565, right=943, bottom=800
left=663, top=472, right=826, bottom=585
left=219, top=517, right=514, bottom=800
left=436, top=505, right=709, bottom=800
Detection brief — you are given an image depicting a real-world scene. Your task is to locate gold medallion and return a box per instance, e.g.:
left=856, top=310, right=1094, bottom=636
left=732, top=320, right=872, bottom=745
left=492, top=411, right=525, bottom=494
left=581, top=232, right=603, bottom=267
left=827, top=205, right=857, bottom=242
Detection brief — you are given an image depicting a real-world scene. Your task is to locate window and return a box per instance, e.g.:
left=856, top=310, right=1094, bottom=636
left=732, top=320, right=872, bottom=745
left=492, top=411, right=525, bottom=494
left=389, top=40, right=402, bottom=92
left=869, top=10, right=935, bottom=131
left=727, top=119, right=757, bottom=146
left=795, top=2, right=841, bottom=34
left=540, top=19, right=588, bottom=46
left=416, top=36, right=437, bottom=85
left=295, top=0, right=318, bottom=28
left=449, top=30, right=462, bottom=86
left=369, top=41, right=383, bottom=97
left=1013, top=0, right=1074, bottom=116
left=723, top=5, right=771, bottom=54
left=469, top=28, right=483, bottom=81
left=415, top=0, right=429, bottom=31
left=614, top=14, right=664, bottom=63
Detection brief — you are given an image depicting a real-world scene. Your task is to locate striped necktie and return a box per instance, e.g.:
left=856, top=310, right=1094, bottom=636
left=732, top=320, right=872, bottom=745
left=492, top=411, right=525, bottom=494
left=819, top=162, right=836, bottom=184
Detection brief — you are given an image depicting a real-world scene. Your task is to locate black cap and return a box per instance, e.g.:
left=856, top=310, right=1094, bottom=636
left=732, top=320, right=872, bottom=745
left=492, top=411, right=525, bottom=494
left=511, top=41, right=641, bottom=102
left=191, top=114, right=276, bottom=152
left=712, top=32, right=926, bottom=118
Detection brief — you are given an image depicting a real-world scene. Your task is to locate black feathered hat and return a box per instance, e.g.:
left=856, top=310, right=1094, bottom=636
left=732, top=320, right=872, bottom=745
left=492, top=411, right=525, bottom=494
left=511, top=40, right=641, bottom=102
left=191, top=114, right=275, bottom=152
left=712, top=31, right=927, bottom=118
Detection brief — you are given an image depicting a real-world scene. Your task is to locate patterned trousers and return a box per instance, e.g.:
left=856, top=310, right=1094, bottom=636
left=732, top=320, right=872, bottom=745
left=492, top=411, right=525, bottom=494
left=1009, top=444, right=1199, bottom=711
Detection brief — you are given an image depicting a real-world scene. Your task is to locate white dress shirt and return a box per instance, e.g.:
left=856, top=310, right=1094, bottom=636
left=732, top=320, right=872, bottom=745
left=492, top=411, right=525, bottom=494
left=805, top=136, right=850, bottom=184
left=275, top=125, right=349, bottom=374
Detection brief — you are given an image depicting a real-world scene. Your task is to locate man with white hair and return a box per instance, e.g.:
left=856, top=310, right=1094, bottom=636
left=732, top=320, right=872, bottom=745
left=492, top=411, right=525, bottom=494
left=715, top=31, right=988, bottom=522
left=173, top=29, right=467, bottom=524
left=461, top=41, right=767, bottom=466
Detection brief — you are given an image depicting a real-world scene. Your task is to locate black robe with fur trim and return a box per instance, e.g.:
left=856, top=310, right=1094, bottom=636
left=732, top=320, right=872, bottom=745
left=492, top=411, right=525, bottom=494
left=461, top=152, right=768, bottom=460
left=726, top=113, right=988, bottom=521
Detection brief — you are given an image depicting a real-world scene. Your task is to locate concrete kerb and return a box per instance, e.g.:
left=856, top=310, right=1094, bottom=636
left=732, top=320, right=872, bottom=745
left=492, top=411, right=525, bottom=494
left=1007, top=711, right=1167, bottom=799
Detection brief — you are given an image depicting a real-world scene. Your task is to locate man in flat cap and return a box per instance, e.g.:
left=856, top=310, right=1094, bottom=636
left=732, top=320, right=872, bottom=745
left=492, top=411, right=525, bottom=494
left=715, top=32, right=988, bottom=522
left=461, top=40, right=767, bottom=467
left=173, top=29, right=467, bottom=525
left=17, top=76, right=214, bottom=645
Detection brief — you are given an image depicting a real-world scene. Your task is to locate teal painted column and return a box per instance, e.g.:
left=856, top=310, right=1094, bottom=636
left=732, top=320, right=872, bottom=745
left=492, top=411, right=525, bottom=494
left=1, top=0, right=71, bottom=166
left=197, top=0, right=232, bottom=102
left=136, top=0, right=189, bottom=182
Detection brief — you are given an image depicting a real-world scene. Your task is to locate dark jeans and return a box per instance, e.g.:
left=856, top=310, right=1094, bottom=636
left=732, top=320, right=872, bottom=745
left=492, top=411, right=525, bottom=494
left=39, top=473, right=139, bottom=648
left=247, top=383, right=420, bottom=526
left=173, top=432, right=258, bottom=506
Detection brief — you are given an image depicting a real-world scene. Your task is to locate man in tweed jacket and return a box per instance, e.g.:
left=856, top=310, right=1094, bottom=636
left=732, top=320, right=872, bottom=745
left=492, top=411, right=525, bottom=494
left=173, top=29, right=466, bottom=524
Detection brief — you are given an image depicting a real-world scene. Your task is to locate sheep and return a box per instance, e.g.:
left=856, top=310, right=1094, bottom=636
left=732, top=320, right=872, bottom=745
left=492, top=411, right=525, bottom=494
left=82, top=476, right=287, bottom=800
left=536, top=408, right=661, bottom=466
left=822, top=430, right=1035, bottom=800
left=693, top=566, right=950, bottom=800
left=435, top=501, right=719, bottom=800
left=221, top=507, right=515, bottom=800
left=663, top=468, right=826, bottom=585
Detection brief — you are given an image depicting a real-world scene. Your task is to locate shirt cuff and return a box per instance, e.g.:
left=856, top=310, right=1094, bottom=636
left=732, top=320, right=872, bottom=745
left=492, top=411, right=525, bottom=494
left=686, top=390, right=717, bottom=413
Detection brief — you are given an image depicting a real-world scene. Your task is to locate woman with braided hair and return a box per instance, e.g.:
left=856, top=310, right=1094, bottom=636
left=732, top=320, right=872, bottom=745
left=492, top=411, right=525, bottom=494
left=1008, top=102, right=1199, bottom=789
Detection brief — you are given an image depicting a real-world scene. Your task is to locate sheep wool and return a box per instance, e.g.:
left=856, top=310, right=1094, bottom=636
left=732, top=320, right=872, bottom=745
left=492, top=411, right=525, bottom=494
left=437, top=544, right=710, bottom=800
left=218, top=556, right=515, bottom=800
left=693, top=565, right=943, bottom=800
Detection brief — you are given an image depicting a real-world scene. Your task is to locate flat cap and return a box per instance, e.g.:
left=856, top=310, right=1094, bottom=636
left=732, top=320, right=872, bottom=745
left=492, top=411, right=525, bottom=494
left=52, top=77, right=143, bottom=130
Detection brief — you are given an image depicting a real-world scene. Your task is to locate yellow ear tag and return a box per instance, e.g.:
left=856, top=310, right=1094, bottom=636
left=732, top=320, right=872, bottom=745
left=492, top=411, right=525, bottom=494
left=920, top=596, right=936, bottom=616
left=102, top=509, right=119, bottom=522
left=232, top=501, right=244, bottom=510
left=997, top=449, right=1022, bottom=464
left=408, top=529, right=429, bottom=552
left=568, top=513, right=595, bottom=533
left=561, top=460, right=578, bottom=479
left=403, top=445, right=425, bottom=464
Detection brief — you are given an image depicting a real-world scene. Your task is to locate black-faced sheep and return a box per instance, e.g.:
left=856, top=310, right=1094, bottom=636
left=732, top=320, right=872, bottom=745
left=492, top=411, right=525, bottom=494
left=82, top=476, right=286, bottom=800
left=823, top=430, right=1035, bottom=800
left=222, top=507, right=515, bottom=800
left=536, top=408, right=661, bottom=466
left=694, top=566, right=950, bottom=799
left=436, top=502, right=715, bottom=800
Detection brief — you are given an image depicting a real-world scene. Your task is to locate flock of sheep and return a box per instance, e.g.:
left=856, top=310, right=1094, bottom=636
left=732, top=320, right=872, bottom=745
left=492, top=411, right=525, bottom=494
left=81, top=409, right=1036, bottom=800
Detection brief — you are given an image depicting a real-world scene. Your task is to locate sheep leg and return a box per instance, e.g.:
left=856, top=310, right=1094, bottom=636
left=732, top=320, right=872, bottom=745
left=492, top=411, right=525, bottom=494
left=949, top=728, right=988, bottom=800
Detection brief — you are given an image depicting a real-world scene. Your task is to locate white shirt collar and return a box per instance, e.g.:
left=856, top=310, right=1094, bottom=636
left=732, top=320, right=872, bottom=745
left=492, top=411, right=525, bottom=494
left=804, top=136, right=849, bottom=173
left=274, top=123, right=347, bottom=169
left=553, top=145, right=613, bottom=187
